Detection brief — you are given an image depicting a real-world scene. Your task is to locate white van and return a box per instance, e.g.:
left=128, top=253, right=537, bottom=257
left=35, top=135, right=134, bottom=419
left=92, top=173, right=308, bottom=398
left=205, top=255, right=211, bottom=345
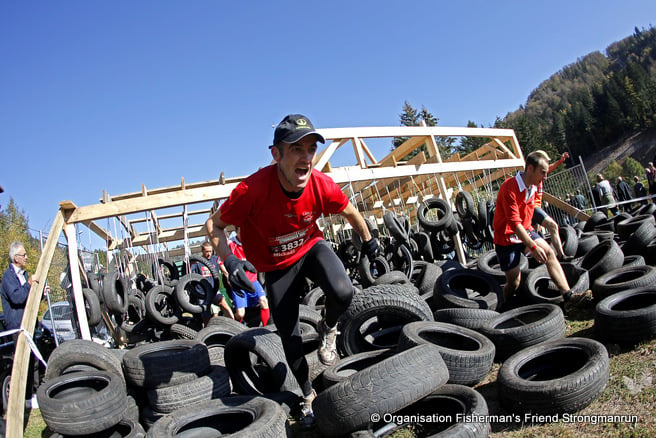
left=41, top=301, right=77, bottom=342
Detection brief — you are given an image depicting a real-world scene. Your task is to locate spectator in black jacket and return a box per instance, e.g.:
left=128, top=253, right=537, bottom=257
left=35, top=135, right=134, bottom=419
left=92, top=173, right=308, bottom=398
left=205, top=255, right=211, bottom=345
left=634, top=176, right=648, bottom=205
left=615, top=177, right=633, bottom=211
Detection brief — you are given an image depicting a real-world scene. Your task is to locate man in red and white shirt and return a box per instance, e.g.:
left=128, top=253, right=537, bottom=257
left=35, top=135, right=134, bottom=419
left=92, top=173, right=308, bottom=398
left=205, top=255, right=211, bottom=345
left=206, top=114, right=379, bottom=428
left=494, top=150, right=589, bottom=308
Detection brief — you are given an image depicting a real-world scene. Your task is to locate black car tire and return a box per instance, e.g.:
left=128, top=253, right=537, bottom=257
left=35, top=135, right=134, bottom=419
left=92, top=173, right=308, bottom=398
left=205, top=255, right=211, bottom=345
left=38, top=371, right=128, bottom=436
left=145, top=396, right=289, bottom=438
left=122, top=340, right=211, bottom=389
left=398, top=321, right=495, bottom=386
left=315, top=344, right=448, bottom=437
left=224, top=328, right=300, bottom=396
left=338, top=284, right=434, bottom=355
left=44, top=340, right=125, bottom=385
left=497, top=338, right=609, bottom=415
left=594, top=287, right=656, bottom=345
left=480, top=304, right=566, bottom=361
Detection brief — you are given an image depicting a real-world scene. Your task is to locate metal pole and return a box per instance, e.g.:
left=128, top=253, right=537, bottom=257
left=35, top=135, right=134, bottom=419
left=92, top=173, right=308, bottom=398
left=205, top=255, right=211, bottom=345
left=580, top=155, right=596, bottom=213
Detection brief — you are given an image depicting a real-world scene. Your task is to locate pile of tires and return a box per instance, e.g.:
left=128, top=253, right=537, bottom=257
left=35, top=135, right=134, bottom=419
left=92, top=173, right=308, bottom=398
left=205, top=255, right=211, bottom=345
left=81, top=255, right=230, bottom=347
left=35, top=194, right=656, bottom=436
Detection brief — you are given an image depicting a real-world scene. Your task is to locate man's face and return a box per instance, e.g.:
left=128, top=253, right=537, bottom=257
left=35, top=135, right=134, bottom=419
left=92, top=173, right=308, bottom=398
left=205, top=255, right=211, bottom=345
left=201, top=246, right=212, bottom=258
left=527, top=159, right=548, bottom=186
left=14, top=247, right=27, bottom=269
left=271, top=135, right=319, bottom=192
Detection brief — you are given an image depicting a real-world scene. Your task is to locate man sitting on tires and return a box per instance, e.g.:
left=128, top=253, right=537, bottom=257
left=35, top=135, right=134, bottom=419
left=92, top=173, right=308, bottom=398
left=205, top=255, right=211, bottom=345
left=205, top=114, right=379, bottom=429
left=493, top=150, right=591, bottom=311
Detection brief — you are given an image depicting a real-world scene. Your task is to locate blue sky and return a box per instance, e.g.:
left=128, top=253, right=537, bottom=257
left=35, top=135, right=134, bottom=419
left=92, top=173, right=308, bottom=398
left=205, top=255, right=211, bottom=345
left=1, top=1, right=655, bottom=242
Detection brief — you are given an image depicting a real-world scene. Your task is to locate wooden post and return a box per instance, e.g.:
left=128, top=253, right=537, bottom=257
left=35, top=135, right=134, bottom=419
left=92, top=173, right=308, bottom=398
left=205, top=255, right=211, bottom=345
left=6, top=211, right=65, bottom=438
left=64, top=223, right=92, bottom=340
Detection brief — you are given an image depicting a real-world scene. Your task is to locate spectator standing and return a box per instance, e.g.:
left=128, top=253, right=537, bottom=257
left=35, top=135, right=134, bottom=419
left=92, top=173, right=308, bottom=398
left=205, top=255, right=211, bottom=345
left=218, top=227, right=269, bottom=326
left=192, top=241, right=234, bottom=321
left=615, top=176, right=633, bottom=211
left=634, top=176, right=648, bottom=205
left=573, top=190, right=587, bottom=210
left=595, top=173, right=619, bottom=216
left=1, top=242, right=38, bottom=333
left=647, top=163, right=656, bottom=195
left=591, top=182, right=604, bottom=214
left=205, top=114, right=379, bottom=428
left=493, top=151, right=590, bottom=310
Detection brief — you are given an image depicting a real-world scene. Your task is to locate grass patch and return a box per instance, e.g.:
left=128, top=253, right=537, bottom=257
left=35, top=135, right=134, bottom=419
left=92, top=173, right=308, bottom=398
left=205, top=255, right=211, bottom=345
left=24, top=409, right=51, bottom=438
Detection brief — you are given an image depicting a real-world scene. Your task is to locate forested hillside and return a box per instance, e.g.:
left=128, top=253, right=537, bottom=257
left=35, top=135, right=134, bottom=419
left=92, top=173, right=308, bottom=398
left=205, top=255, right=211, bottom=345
left=498, top=26, right=656, bottom=161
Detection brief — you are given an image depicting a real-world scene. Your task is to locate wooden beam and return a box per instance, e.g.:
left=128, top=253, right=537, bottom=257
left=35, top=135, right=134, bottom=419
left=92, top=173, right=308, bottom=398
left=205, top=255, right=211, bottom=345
left=129, top=207, right=212, bottom=224
left=325, top=158, right=526, bottom=187
left=543, top=192, right=591, bottom=221
left=379, top=136, right=429, bottom=167
left=352, top=137, right=368, bottom=168
left=359, top=138, right=378, bottom=165
left=67, top=182, right=241, bottom=224
left=131, top=224, right=207, bottom=246
left=82, top=220, right=115, bottom=246
left=314, top=138, right=349, bottom=172
left=117, top=215, right=136, bottom=239
left=492, top=138, right=518, bottom=159
left=317, top=126, right=517, bottom=141
left=6, top=211, right=65, bottom=437
left=103, top=176, right=242, bottom=202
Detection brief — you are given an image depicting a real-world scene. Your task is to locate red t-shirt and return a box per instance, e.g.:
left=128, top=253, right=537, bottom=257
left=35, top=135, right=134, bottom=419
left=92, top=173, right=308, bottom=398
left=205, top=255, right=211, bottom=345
left=219, top=165, right=349, bottom=272
left=493, top=173, right=538, bottom=246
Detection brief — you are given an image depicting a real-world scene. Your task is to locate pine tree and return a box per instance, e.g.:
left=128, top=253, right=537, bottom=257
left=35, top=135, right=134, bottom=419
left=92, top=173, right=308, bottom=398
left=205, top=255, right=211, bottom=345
left=393, top=101, right=420, bottom=149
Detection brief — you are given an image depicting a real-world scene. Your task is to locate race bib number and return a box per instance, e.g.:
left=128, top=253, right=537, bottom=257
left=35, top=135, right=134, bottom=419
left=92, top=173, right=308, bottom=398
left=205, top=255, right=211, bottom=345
left=268, top=229, right=311, bottom=258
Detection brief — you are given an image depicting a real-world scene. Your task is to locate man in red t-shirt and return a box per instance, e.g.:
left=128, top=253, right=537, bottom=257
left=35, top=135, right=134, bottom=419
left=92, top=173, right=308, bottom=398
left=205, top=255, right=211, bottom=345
left=206, top=114, right=379, bottom=428
left=493, top=150, right=590, bottom=309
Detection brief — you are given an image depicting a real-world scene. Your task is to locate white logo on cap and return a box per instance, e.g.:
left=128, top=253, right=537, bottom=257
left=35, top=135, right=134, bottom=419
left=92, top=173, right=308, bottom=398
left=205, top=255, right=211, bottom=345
left=296, top=119, right=308, bottom=128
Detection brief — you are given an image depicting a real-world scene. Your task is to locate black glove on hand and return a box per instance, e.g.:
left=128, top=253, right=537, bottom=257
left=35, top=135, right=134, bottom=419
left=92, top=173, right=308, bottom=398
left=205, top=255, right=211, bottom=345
left=223, top=254, right=256, bottom=297
left=361, top=238, right=380, bottom=261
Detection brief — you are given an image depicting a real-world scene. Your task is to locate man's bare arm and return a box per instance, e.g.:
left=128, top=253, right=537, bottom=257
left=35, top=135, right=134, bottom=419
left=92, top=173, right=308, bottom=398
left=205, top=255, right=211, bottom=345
left=340, top=202, right=372, bottom=242
left=205, top=209, right=232, bottom=261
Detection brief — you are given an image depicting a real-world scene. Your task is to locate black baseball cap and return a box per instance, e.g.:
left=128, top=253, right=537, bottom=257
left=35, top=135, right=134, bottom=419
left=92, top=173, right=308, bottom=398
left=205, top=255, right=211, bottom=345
left=271, top=114, right=325, bottom=147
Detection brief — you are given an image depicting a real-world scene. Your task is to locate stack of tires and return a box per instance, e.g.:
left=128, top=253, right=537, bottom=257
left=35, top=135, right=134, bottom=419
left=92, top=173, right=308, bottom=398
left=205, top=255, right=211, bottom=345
left=84, top=255, right=234, bottom=348
left=454, top=190, right=495, bottom=250
left=37, top=340, right=144, bottom=437
left=35, top=195, right=656, bottom=436
left=417, top=198, right=461, bottom=258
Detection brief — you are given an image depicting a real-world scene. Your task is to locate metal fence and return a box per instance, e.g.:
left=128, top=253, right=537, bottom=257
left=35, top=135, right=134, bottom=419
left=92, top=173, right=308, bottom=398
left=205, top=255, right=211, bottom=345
left=543, top=157, right=656, bottom=224
left=542, top=158, right=594, bottom=226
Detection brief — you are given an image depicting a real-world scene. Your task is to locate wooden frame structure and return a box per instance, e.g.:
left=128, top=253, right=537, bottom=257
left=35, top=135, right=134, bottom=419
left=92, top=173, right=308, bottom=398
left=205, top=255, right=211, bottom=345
left=7, top=125, right=530, bottom=436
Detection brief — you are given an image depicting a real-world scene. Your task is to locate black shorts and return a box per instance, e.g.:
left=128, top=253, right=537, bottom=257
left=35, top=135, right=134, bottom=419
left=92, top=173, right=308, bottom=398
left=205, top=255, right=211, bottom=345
left=495, top=230, right=543, bottom=271
left=532, top=207, right=547, bottom=226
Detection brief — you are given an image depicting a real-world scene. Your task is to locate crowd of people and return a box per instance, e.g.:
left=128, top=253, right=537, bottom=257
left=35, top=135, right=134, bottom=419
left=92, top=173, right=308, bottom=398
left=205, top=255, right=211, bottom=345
left=560, top=159, right=656, bottom=218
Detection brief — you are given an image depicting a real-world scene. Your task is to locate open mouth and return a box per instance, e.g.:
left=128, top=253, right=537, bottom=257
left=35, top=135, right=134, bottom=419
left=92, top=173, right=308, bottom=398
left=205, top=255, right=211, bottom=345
left=295, top=168, right=310, bottom=178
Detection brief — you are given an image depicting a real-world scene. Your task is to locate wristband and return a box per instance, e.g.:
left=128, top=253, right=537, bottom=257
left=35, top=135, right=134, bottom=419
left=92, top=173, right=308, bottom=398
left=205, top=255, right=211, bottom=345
left=530, top=244, right=537, bottom=251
